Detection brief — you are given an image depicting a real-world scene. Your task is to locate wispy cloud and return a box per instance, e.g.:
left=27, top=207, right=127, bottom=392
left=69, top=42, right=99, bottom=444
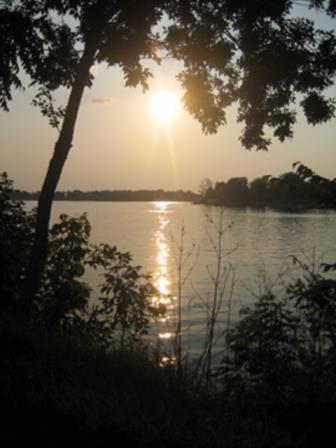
left=85, top=95, right=119, bottom=106
left=90, top=97, right=113, bottom=104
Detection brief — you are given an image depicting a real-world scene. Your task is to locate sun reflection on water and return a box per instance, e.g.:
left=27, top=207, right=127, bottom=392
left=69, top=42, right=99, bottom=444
left=151, top=202, right=176, bottom=365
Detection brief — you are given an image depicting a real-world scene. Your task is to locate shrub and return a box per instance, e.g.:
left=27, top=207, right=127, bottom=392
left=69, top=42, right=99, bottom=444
left=219, top=260, right=336, bottom=446
left=0, top=172, right=162, bottom=348
left=0, top=172, right=35, bottom=309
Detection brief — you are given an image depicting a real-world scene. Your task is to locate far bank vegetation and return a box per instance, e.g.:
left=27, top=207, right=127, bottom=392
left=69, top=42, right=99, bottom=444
left=200, top=163, right=336, bottom=209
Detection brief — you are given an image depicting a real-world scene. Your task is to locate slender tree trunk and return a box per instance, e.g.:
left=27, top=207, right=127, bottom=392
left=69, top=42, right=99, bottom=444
left=22, top=41, right=97, bottom=317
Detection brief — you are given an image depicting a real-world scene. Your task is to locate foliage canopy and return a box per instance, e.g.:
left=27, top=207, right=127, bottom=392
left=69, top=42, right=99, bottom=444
left=1, top=0, right=336, bottom=149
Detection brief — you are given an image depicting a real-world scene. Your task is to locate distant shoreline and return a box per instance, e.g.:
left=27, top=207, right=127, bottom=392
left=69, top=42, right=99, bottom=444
left=20, top=198, right=194, bottom=202
left=12, top=190, right=200, bottom=203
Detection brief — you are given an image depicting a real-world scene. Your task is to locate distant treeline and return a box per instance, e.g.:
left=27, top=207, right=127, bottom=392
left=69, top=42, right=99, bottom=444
left=201, top=163, right=336, bottom=209
left=12, top=189, right=199, bottom=202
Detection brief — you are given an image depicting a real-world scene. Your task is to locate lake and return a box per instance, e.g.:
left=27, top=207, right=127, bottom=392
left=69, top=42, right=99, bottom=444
left=28, top=201, right=336, bottom=360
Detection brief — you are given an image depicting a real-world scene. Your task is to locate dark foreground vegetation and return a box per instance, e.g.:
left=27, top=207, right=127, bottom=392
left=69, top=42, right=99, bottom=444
left=1, top=172, right=336, bottom=447
left=201, top=163, right=336, bottom=209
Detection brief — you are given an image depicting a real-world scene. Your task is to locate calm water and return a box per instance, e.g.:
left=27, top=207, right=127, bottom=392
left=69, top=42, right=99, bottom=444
left=28, top=201, right=336, bottom=358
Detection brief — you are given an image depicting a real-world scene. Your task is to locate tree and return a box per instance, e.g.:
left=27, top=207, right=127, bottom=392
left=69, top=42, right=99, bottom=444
left=293, top=161, right=336, bottom=207
left=1, top=0, right=336, bottom=316
left=198, top=177, right=213, bottom=198
left=249, top=175, right=271, bottom=206
left=165, top=0, right=336, bottom=149
left=225, top=177, right=248, bottom=206
left=1, top=0, right=166, bottom=315
left=0, top=173, right=160, bottom=347
left=0, top=172, right=35, bottom=310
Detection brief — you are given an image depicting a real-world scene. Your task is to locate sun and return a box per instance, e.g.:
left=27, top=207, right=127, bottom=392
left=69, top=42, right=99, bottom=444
left=150, top=90, right=179, bottom=124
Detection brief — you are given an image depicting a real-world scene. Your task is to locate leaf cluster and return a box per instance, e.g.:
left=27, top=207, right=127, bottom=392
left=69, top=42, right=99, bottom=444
left=1, top=0, right=335, bottom=149
left=165, top=0, right=336, bottom=149
left=0, top=172, right=35, bottom=308
left=0, top=173, right=160, bottom=348
left=220, top=258, right=336, bottom=400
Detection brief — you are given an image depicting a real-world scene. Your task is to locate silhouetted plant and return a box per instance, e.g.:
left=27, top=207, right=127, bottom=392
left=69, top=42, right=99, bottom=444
left=170, top=223, right=199, bottom=376
left=221, top=291, right=300, bottom=395
left=193, top=209, right=235, bottom=386
left=220, top=257, right=336, bottom=399
left=198, top=178, right=213, bottom=200
left=0, top=173, right=160, bottom=348
left=35, top=213, right=92, bottom=326
left=0, top=172, right=35, bottom=310
left=293, top=161, right=336, bottom=208
left=72, top=243, right=160, bottom=349
left=287, top=256, right=336, bottom=360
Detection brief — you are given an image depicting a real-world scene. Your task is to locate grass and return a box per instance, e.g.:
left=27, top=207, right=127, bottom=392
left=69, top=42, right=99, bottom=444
left=0, top=313, right=215, bottom=447
left=2, top=270, right=336, bottom=448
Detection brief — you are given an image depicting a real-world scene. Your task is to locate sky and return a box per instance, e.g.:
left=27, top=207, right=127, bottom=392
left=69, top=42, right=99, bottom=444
left=0, top=7, right=335, bottom=193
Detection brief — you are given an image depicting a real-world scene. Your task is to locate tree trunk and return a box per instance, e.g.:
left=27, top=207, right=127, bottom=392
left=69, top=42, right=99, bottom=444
left=22, top=41, right=97, bottom=317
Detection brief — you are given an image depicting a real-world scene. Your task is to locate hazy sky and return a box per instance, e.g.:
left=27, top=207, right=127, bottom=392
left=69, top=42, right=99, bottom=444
left=1, top=7, right=335, bottom=192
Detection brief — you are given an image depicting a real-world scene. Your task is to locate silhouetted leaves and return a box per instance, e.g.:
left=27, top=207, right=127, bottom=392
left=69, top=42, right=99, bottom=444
left=0, top=174, right=159, bottom=346
left=301, top=92, right=336, bottom=125
left=166, top=1, right=336, bottom=149
left=220, top=257, right=336, bottom=412
left=0, top=172, right=35, bottom=309
left=1, top=0, right=336, bottom=149
left=31, top=87, right=65, bottom=130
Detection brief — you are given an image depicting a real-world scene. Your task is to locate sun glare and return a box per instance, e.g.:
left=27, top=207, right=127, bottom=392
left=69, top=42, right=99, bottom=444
left=150, top=90, right=179, bottom=124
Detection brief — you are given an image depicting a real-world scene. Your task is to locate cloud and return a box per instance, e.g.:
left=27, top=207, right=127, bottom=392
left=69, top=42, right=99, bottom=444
left=86, top=95, right=119, bottom=106
left=90, top=97, right=113, bottom=104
